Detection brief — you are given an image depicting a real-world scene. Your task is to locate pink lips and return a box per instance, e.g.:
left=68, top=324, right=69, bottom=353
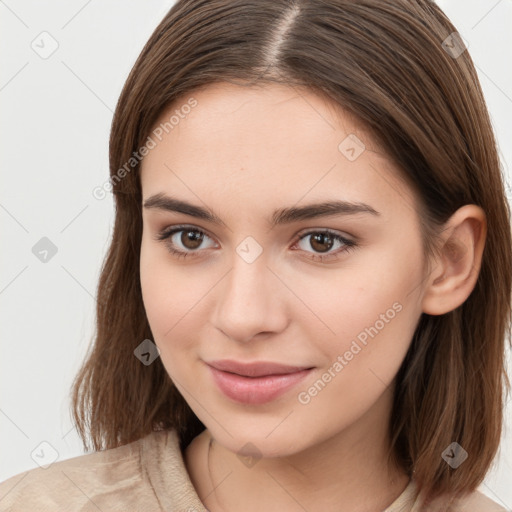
left=206, top=359, right=313, bottom=405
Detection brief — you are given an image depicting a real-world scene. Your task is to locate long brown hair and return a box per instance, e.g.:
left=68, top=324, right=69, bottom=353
left=71, top=0, right=512, bottom=506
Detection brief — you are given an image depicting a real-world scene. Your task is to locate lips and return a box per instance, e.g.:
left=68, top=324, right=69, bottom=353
left=207, top=359, right=312, bottom=377
left=206, top=359, right=314, bottom=404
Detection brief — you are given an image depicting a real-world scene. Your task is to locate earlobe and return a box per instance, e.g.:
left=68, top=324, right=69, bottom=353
left=421, top=205, right=487, bottom=316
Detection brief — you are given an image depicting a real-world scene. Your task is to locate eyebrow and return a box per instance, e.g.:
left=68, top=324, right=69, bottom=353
left=143, top=192, right=380, bottom=228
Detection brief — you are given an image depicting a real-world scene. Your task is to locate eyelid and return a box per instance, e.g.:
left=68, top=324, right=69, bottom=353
left=294, top=226, right=355, bottom=242
left=154, top=224, right=219, bottom=256
left=155, top=223, right=357, bottom=261
left=291, top=228, right=357, bottom=261
left=155, top=224, right=216, bottom=243
left=156, top=224, right=355, bottom=241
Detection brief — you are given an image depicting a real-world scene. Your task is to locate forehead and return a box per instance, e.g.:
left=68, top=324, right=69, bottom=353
left=145, top=81, right=380, bottom=155
left=139, top=82, right=416, bottom=219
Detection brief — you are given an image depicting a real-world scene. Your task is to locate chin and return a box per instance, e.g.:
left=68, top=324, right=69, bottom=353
left=205, top=417, right=311, bottom=459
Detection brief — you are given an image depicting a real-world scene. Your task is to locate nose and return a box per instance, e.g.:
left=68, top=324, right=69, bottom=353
left=212, top=252, right=289, bottom=344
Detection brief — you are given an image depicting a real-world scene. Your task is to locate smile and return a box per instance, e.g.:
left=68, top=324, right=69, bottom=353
left=205, top=360, right=314, bottom=405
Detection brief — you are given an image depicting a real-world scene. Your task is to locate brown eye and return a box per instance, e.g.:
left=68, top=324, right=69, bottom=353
left=294, top=229, right=357, bottom=262
left=155, top=225, right=217, bottom=259
left=309, top=232, right=335, bottom=253
left=156, top=225, right=357, bottom=263
left=180, top=229, right=204, bottom=250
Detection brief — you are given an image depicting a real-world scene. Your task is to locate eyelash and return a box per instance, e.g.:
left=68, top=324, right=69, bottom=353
left=154, top=224, right=357, bottom=262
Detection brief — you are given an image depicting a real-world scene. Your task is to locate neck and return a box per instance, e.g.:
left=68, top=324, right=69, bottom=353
left=186, top=388, right=410, bottom=512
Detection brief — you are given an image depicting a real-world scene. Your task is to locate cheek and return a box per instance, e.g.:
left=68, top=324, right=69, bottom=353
left=140, top=239, right=191, bottom=343
left=294, top=298, right=419, bottom=447
left=139, top=238, right=217, bottom=372
left=288, top=242, right=422, bottom=350
left=308, top=245, right=422, bottom=400
left=140, top=260, right=194, bottom=383
left=140, top=243, right=171, bottom=332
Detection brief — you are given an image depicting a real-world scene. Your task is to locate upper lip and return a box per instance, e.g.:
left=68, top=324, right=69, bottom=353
left=206, top=359, right=313, bottom=377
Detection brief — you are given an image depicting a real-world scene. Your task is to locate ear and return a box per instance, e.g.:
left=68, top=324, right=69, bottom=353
left=421, top=205, right=487, bottom=316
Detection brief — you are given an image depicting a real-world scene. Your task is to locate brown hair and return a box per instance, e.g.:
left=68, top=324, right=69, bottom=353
left=71, top=0, right=512, bottom=506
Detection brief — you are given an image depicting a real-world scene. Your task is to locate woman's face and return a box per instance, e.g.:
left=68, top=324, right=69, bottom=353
left=139, top=82, right=428, bottom=457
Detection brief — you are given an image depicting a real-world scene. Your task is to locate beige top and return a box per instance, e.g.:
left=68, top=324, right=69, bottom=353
left=0, top=429, right=507, bottom=512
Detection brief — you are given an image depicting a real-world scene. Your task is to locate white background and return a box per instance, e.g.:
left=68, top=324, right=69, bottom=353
left=1, top=0, right=511, bottom=508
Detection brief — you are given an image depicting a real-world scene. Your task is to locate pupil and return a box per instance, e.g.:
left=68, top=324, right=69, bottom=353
left=178, top=231, right=335, bottom=253
left=311, top=233, right=333, bottom=253
left=182, top=230, right=203, bottom=249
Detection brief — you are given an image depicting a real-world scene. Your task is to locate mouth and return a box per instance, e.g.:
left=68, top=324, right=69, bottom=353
left=205, top=359, right=314, bottom=405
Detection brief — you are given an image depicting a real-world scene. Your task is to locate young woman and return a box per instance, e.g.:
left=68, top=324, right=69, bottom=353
left=1, top=1, right=511, bottom=511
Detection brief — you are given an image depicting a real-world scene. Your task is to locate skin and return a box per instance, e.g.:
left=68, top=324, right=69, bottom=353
left=139, top=82, right=486, bottom=512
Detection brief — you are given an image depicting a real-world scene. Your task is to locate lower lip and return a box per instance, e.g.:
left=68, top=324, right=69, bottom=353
left=207, top=365, right=313, bottom=405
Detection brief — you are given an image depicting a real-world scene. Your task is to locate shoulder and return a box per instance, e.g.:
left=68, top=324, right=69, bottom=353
left=0, top=429, right=182, bottom=512
left=449, top=489, right=510, bottom=512
left=413, top=485, right=510, bottom=512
